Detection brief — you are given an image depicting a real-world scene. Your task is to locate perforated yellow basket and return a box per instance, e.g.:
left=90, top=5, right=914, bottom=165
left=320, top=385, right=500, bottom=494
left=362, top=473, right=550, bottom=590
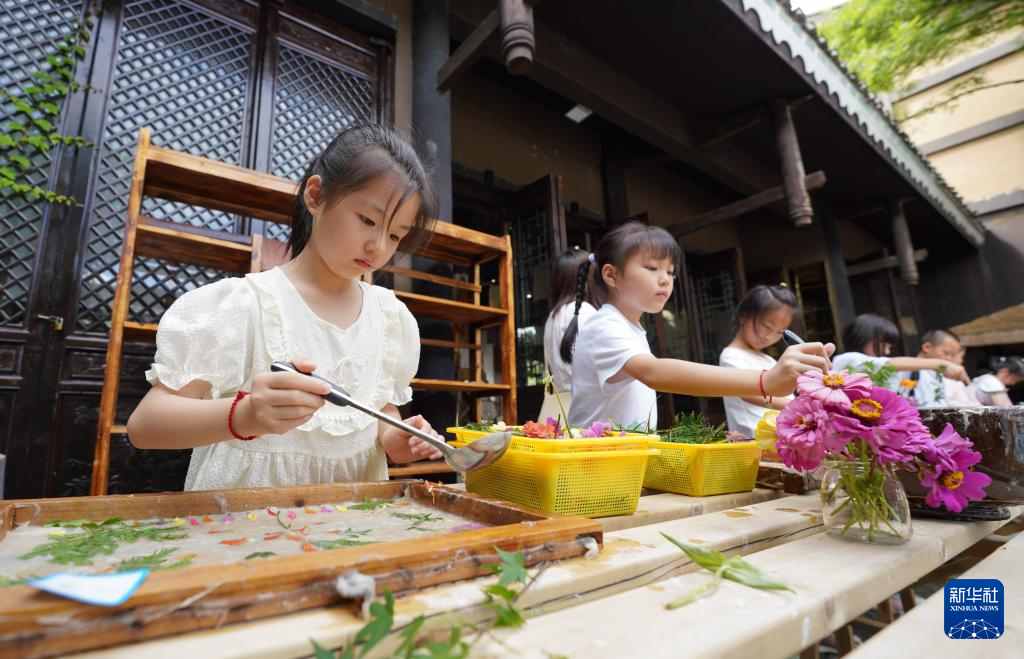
left=643, top=441, right=762, bottom=497
left=457, top=447, right=658, bottom=518
left=447, top=427, right=658, bottom=453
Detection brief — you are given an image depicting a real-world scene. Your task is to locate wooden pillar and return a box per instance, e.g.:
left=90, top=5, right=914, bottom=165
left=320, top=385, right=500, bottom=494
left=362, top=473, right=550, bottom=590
left=818, top=199, right=856, bottom=343
left=890, top=199, right=919, bottom=286
left=412, top=0, right=455, bottom=438
left=499, top=0, right=535, bottom=75
left=771, top=99, right=813, bottom=227
left=413, top=0, right=452, bottom=220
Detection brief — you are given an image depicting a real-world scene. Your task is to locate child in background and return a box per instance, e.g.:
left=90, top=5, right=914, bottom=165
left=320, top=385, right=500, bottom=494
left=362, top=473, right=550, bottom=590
left=720, top=284, right=798, bottom=438
left=128, top=125, right=443, bottom=490
left=970, top=356, right=1024, bottom=407
left=562, top=221, right=833, bottom=431
left=539, top=249, right=604, bottom=421
left=831, top=314, right=969, bottom=394
left=913, top=329, right=964, bottom=407
left=945, top=345, right=981, bottom=406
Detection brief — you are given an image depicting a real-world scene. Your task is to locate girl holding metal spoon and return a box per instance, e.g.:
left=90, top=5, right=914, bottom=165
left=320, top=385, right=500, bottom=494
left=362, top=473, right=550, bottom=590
left=128, top=126, right=448, bottom=490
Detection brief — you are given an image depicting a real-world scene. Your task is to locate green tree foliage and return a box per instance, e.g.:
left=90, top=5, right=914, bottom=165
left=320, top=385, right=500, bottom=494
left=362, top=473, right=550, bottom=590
left=817, top=0, right=1024, bottom=120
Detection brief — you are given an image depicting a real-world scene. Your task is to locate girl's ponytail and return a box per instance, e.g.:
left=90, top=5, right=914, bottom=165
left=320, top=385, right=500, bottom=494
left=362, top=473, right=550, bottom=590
left=559, top=257, right=593, bottom=364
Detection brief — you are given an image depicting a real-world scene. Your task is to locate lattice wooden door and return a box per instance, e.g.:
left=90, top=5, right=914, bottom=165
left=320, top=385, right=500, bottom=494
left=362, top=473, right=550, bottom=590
left=0, top=0, right=390, bottom=498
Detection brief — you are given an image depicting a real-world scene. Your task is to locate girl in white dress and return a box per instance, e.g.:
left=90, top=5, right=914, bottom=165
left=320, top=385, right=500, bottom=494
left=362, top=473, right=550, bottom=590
left=563, top=221, right=834, bottom=431
left=539, top=249, right=604, bottom=421
left=719, top=284, right=798, bottom=438
left=128, top=125, right=443, bottom=490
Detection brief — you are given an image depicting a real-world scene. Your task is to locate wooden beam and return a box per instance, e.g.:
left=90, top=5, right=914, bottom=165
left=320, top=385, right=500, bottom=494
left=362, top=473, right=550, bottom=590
left=667, top=170, right=826, bottom=237
left=698, top=96, right=813, bottom=150
left=772, top=99, right=814, bottom=227
left=698, top=107, right=768, bottom=149
left=436, top=9, right=499, bottom=92
left=846, top=249, right=928, bottom=277
left=449, top=0, right=780, bottom=196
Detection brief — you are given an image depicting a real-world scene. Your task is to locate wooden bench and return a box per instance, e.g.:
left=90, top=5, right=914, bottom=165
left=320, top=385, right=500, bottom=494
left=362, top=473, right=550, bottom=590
left=849, top=525, right=1023, bottom=656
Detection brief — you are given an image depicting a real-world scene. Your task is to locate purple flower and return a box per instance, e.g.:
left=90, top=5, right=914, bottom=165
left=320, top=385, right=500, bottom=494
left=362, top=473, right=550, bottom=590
left=832, top=387, right=930, bottom=465
left=581, top=421, right=612, bottom=438
left=921, top=448, right=991, bottom=512
left=545, top=417, right=565, bottom=438
left=776, top=397, right=832, bottom=470
left=922, top=423, right=974, bottom=472
left=797, top=370, right=872, bottom=411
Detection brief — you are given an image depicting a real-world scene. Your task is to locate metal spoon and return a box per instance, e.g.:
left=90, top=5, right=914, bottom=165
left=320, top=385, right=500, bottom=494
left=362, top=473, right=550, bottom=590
left=782, top=329, right=804, bottom=345
left=270, top=361, right=511, bottom=472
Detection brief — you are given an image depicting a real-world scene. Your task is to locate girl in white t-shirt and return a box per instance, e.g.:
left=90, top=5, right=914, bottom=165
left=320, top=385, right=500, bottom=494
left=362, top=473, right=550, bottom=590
left=563, top=221, right=833, bottom=431
left=969, top=356, right=1024, bottom=407
left=127, top=125, right=443, bottom=490
left=719, top=284, right=798, bottom=438
left=831, top=314, right=969, bottom=392
left=539, top=249, right=604, bottom=421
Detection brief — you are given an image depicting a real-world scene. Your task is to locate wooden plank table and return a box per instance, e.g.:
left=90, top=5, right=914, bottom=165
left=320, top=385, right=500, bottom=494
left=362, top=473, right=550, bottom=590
left=67, top=493, right=1018, bottom=658
left=479, top=507, right=1022, bottom=658
left=600, top=488, right=787, bottom=531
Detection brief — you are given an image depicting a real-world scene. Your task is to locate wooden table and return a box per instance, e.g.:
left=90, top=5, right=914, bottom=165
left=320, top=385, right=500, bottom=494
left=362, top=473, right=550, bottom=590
left=71, top=490, right=1020, bottom=658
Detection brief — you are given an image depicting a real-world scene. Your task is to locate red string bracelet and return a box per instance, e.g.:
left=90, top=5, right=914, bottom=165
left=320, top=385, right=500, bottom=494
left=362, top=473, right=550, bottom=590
left=759, top=369, right=773, bottom=407
left=228, top=390, right=256, bottom=441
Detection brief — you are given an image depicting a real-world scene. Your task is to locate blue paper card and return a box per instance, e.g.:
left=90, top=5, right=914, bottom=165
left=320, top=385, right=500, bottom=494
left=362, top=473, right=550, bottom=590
left=28, top=569, right=148, bottom=607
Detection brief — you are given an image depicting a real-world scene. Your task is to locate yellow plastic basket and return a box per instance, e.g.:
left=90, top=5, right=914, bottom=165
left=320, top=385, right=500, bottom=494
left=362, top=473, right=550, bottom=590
left=643, top=441, right=762, bottom=496
left=459, top=447, right=658, bottom=518
left=447, top=427, right=658, bottom=453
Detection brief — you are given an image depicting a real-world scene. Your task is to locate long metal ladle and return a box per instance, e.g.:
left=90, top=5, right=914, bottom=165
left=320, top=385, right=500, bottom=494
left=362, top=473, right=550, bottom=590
left=270, top=361, right=511, bottom=472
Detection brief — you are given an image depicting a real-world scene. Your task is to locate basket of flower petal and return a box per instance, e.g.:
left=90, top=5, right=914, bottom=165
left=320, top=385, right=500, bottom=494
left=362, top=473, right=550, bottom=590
left=448, top=420, right=658, bottom=453
left=447, top=420, right=659, bottom=517
left=644, top=412, right=762, bottom=496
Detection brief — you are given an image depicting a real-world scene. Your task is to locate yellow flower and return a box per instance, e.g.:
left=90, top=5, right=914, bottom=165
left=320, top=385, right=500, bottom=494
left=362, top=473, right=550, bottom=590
left=246, top=512, right=258, bottom=521
left=754, top=410, right=780, bottom=461
left=335, top=506, right=348, bottom=512
left=170, top=517, right=186, bottom=526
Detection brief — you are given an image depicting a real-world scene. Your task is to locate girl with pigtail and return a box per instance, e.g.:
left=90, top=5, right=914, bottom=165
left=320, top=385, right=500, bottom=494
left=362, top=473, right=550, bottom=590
left=539, top=249, right=605, bottom=420
left=563, top=221, right=835, bottom=431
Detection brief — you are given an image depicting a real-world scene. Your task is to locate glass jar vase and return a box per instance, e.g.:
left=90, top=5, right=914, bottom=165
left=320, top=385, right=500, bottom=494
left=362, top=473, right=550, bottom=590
left=820, top=459, right=912, bottom=545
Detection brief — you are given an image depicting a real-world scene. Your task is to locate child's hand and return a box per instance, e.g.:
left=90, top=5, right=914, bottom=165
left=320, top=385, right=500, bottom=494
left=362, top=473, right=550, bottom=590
left=380, top=414, right=444, bottom=464
left=940, top=361, right=971, bottom=384
left=234, top=356, right=329, bottom=437
left=764, top=342, right=835, bottom=397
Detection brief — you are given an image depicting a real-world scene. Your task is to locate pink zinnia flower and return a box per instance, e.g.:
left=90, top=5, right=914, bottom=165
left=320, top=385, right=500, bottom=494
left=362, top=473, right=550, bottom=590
left=921, top=448, right=991, bottom=512
left=776, top=397, right=832, bottom=470
left=922, top=423, right=974, bottom=472
left=831, top=387, right=930, bottom=465
left=797, top=370, right=872, bottom=411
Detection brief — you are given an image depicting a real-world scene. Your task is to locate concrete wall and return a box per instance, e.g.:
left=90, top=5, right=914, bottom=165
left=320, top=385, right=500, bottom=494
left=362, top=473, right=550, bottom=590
left=895, top=29, right=1024, bottom=331
left=895, top=31, right=1024, bottom=206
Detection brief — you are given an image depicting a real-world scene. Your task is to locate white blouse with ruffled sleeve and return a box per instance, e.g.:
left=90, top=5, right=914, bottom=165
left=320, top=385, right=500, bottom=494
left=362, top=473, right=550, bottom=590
left=145, top=267, right=420, bottom=491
